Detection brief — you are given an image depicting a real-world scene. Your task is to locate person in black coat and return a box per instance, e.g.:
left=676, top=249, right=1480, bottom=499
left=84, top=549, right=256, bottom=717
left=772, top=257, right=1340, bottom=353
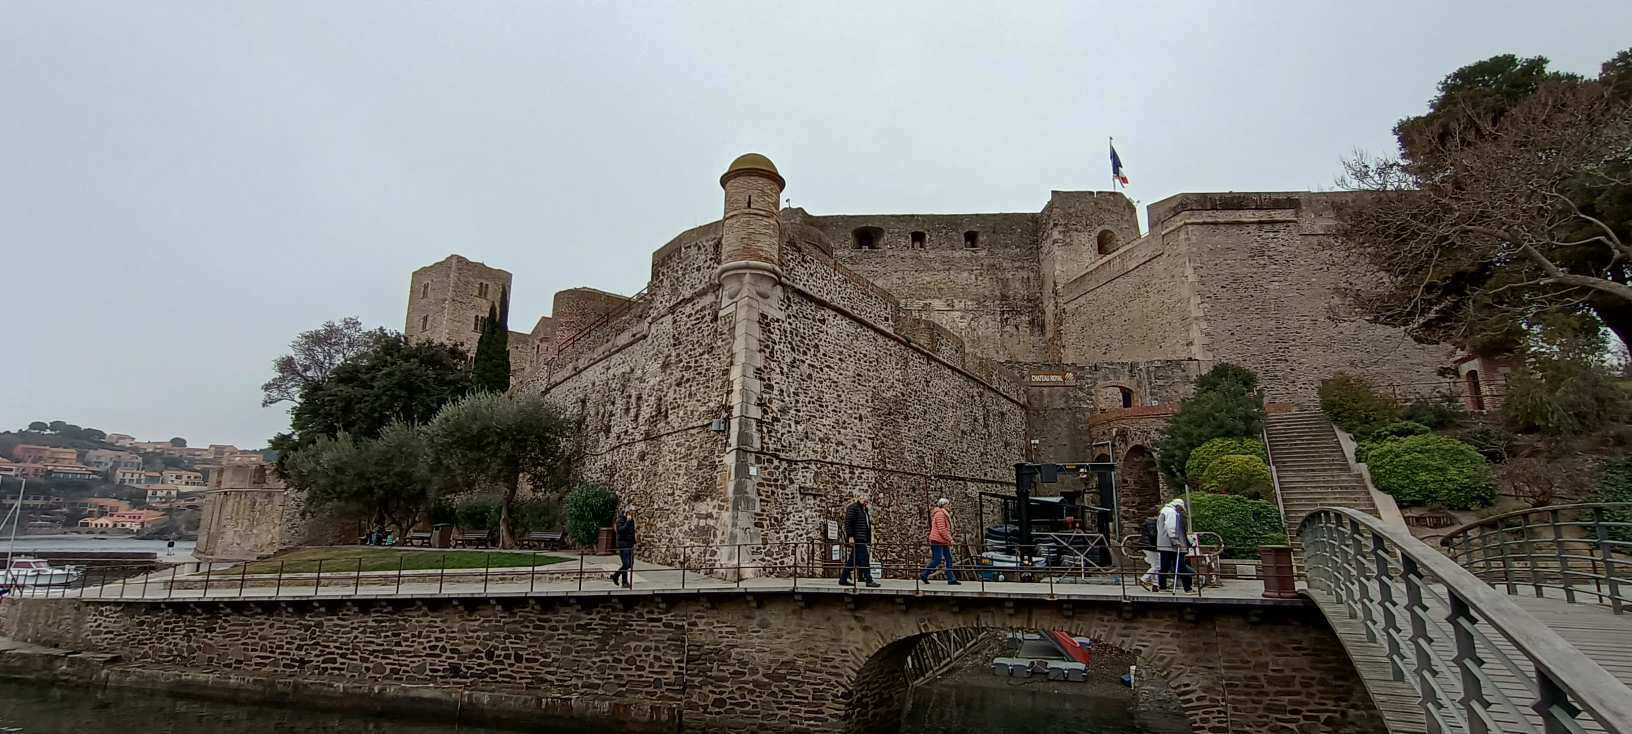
left=610, top=507, right=638, bottom=588
left=839, top=495, right=880, bottom=588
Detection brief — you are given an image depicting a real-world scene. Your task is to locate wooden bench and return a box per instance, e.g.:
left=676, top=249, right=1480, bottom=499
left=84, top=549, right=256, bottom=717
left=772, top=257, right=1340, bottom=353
left=405, top=531, right=433, bottom=547
left=521, top=531, right=564, bottom=550
left=452, top=528, right=491, bottom=548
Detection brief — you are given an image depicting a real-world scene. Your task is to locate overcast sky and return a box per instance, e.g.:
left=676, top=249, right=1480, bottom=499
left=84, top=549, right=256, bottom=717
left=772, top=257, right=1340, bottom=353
left=3, top=2, right=1629, bottom=448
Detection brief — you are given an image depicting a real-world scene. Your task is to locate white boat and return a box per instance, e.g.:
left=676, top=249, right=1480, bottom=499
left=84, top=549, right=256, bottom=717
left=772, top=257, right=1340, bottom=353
left=3, top=557, right=83, bottom=587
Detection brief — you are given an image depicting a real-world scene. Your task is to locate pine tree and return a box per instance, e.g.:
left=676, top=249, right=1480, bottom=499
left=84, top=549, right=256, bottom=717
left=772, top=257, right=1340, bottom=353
left=472, top=287, right=511, bottom=393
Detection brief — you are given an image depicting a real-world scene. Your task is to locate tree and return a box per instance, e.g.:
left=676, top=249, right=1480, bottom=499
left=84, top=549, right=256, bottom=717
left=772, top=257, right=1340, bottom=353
left=281, top=334, right=471, bottom=453
left=80, top=428, right=106, bottom=442
left=26, top=421, right=47, bottom=432
left=261, top=317, right=389, bottom=407
left=1156, top=363, right=1266, bottom=486
left=169, top=437, right=187, bottom=448
left=426, top=392, right=574, bottom=548
left=281, top=422, right=434, bottom=536
left=1338, top=50, right=1632, bottom=353
left=47, top=421, right=66, bottom=433
left=472, top=288, right=511, bottom=393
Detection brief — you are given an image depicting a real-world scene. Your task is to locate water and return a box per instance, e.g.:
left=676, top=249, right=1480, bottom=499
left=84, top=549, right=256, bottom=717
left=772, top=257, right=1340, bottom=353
left=0, top=681, right=514, bottom=733
left=3, top=536, right=194, bottom=556
left=0, top=667, right=1188, bottom=733
left=901, top=680, right=1191, bottom=734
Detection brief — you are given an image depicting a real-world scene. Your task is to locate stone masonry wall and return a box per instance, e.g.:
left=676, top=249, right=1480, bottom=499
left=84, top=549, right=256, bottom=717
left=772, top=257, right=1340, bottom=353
left=754, top=235, right=1030, bottom=564
left=405, top=255, right=513, bottom=358
left=1058, top=228, right=1196, bottom=364
left=516, top=231, right=731, bottom=568
left=813, top=212, right=1052, bottom=363
left=1, top=595, right=1385, bottom=734
left=1172, top=193, right=1456, bottom=403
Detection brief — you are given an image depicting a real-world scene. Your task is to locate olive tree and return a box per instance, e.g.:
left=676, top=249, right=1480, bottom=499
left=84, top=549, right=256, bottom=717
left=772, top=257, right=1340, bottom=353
left=426, top=391, right=575, bottom=548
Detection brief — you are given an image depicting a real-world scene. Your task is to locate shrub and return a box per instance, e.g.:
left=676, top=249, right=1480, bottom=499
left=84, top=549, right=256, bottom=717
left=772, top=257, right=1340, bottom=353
left=1189, top=493, right=1287, bottom=558
left=454, top=498, right=501, bottom=529
left=1501, top=364, right=1630, bottom=437
left=1198, top=455, right=1274, bottom=501
left=1319, top=374, right=1399, bottom=435
left=1453, top=420, right=1517, bottom=463
left=1156, top=364, right=1265, bottom=485
left=1366, top=421, right=1432, bottom=441
left=511, top=496, right=564, bottom=534
left=1183, top=437, right=1268, bottom=482
left=1402, top=396, right=1463, bottom=430
left=1592, top=456, right=1632, bottom=544
left=1366, top=434, right=1496, bottom=510
left=565, top=483, right=619, bottom=547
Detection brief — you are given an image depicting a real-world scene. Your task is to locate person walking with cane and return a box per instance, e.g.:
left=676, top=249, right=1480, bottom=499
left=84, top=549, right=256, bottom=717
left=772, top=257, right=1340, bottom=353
left=838, top=494, right=879, bottom=588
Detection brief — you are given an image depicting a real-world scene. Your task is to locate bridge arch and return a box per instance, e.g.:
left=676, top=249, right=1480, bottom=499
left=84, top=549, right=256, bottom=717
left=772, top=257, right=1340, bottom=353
left=846, top=620, right=1203, bottom=734
left=833, top=601, right=1385, bottom=734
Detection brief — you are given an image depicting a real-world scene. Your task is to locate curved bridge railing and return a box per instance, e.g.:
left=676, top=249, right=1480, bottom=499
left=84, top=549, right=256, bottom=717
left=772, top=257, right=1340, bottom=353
left=1300, top=507, right=1632, bottom=734
left=1439, top=503, right=1631, bottom=615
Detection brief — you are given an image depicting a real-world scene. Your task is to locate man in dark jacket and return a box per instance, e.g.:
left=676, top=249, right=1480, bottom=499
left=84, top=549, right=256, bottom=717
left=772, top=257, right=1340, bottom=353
left=610, top=507, right=638, bottom=588
left=839, top=495, right=880, bottom=588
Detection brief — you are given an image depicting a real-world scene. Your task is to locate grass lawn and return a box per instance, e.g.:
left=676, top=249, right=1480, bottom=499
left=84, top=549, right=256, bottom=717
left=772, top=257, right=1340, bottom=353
left=214, top=547, right=571, bottom=575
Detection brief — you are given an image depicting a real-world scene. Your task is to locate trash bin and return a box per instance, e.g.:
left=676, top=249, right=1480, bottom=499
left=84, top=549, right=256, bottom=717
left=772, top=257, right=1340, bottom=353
left=595, top=527, right=614, bottom=556
left=1260, top=545, right=1297, bottom=599
left=431, top=524, right=453, bottom=549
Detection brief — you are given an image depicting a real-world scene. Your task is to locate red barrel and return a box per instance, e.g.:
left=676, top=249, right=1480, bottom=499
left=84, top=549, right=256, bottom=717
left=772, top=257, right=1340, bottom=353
left=1260, top=545, right=1298, bottom=599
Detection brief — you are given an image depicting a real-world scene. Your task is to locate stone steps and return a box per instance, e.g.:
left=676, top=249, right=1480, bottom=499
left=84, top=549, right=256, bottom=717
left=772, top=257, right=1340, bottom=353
left=1265, top=412, right=1380, bottom=554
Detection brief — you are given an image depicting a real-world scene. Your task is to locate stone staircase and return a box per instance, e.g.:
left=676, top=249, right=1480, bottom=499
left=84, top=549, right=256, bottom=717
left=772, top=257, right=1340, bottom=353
left=1264, top=411, right=1378, bottom=552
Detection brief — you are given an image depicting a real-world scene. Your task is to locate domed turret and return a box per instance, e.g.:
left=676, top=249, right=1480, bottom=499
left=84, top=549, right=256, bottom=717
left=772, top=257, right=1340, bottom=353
left=718, top=152, right=785, bottom=273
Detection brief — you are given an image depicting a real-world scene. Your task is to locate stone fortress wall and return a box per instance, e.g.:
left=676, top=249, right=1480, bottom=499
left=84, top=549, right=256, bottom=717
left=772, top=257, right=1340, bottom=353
left=394, top=154, right=1455, bottom=565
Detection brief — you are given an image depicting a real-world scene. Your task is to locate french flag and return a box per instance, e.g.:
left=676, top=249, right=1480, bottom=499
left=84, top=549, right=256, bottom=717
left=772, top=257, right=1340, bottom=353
left=1110, top=142, right=1130, bottom=186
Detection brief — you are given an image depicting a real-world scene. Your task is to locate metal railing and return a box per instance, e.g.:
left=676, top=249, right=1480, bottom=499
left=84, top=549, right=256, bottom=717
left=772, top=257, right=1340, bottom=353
left=1439, top=502, right=1631, bottom=615
left=1301, top=507, right=1632, bottom=734
left=3, top=538, right=1252, bottom=603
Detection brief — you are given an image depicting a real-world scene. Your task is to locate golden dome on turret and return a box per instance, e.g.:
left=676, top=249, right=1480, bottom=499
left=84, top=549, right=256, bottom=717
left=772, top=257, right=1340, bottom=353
left=721, top=153, right=785, bottom=188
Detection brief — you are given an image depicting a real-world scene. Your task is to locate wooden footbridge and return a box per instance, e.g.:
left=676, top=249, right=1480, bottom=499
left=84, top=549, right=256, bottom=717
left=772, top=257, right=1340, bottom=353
left=1300, top=503, right=1632, bottom=734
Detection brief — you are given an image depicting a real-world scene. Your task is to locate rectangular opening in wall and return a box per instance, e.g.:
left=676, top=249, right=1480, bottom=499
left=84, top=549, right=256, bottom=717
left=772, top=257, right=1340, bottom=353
left=963, top=231, right=979, bottom=248
left=853, top=226, right=883, bottom=250
left=420, top=282, right=429, bottom=299
left=911, top=231, right=926, bottom=249
left=473, top=315, right=483, bottom=332
left=477, top=282, right=489, bottom=298
left=420, top=315, right=429, bottom=332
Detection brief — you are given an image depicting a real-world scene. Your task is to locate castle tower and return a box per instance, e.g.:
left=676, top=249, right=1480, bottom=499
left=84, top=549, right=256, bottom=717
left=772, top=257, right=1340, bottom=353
left=405, top=255, right=514, bottom=358
left=714, top=153, right=786, bottom=578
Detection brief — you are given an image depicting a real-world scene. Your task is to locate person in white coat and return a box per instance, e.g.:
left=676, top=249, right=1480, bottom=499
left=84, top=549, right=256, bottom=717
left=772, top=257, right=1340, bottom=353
left=1156, top=498, right=1193, bottom=592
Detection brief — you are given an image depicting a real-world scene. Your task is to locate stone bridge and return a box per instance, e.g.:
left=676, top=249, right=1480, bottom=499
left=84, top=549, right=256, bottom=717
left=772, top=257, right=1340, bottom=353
left=1, top=579, right=1383, bottom=734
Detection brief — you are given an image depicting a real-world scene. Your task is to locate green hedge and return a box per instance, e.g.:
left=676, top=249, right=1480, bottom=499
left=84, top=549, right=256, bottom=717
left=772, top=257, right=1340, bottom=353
left=1198, top=455, right=1274, bottom=501
left=565, top=483, right=619, bottom=547
left=1356, top=422, right=1433, bottom=464
left=1366, top=434, right=1495, bottom=510
left=1319, top=374, right=1399, bottom=435
left=1189, top=493, right=1287, bottom=558
left=1592, top=456, right=1632, bottom=544
left=1184, top=437, right=1268, bottom=483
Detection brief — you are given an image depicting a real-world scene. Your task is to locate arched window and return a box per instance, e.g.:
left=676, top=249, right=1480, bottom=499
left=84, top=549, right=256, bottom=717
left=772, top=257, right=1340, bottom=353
left=910, top=231, right=926, bottom=249
left=1118, top=386, right=1134, bottom=408
left=1096, top=229, right=1120, bottom=255
left=420, top=282, right=429, bottom=299
left=420, top=314, right=429, bottom=332
left=963, top=231, right=979, bottom=248
left=852, top=226, right=883, bottom=250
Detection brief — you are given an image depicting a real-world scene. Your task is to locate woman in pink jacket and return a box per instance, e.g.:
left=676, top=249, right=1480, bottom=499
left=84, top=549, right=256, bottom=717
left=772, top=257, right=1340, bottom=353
left=918, top=498, right=960, bottom=585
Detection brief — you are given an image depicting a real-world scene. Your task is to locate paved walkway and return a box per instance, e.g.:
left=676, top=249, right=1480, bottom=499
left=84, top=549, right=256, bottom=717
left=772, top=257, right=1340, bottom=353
left=23, top=556, right=1290, bottom=607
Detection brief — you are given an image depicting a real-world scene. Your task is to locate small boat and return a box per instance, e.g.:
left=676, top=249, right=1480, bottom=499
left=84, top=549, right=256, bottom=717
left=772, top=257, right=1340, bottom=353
left=3, top=557, right=83, bottom=587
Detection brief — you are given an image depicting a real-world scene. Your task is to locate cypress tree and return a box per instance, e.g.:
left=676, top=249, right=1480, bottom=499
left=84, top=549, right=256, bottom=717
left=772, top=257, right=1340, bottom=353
left=472, top=287, right=511, bottom=392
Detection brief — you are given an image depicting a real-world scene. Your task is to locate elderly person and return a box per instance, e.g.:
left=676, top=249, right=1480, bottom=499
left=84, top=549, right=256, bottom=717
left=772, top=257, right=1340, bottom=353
left=839, top=495, right=880, bottom=588
left=918, top=498, right=960, bottom=585
left=1156, top=498, right=1193, bottom=592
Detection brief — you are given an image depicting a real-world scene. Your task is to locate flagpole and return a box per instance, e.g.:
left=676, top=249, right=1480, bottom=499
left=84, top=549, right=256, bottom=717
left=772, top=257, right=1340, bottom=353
left=1109, top=137, right=1116, bottom=191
